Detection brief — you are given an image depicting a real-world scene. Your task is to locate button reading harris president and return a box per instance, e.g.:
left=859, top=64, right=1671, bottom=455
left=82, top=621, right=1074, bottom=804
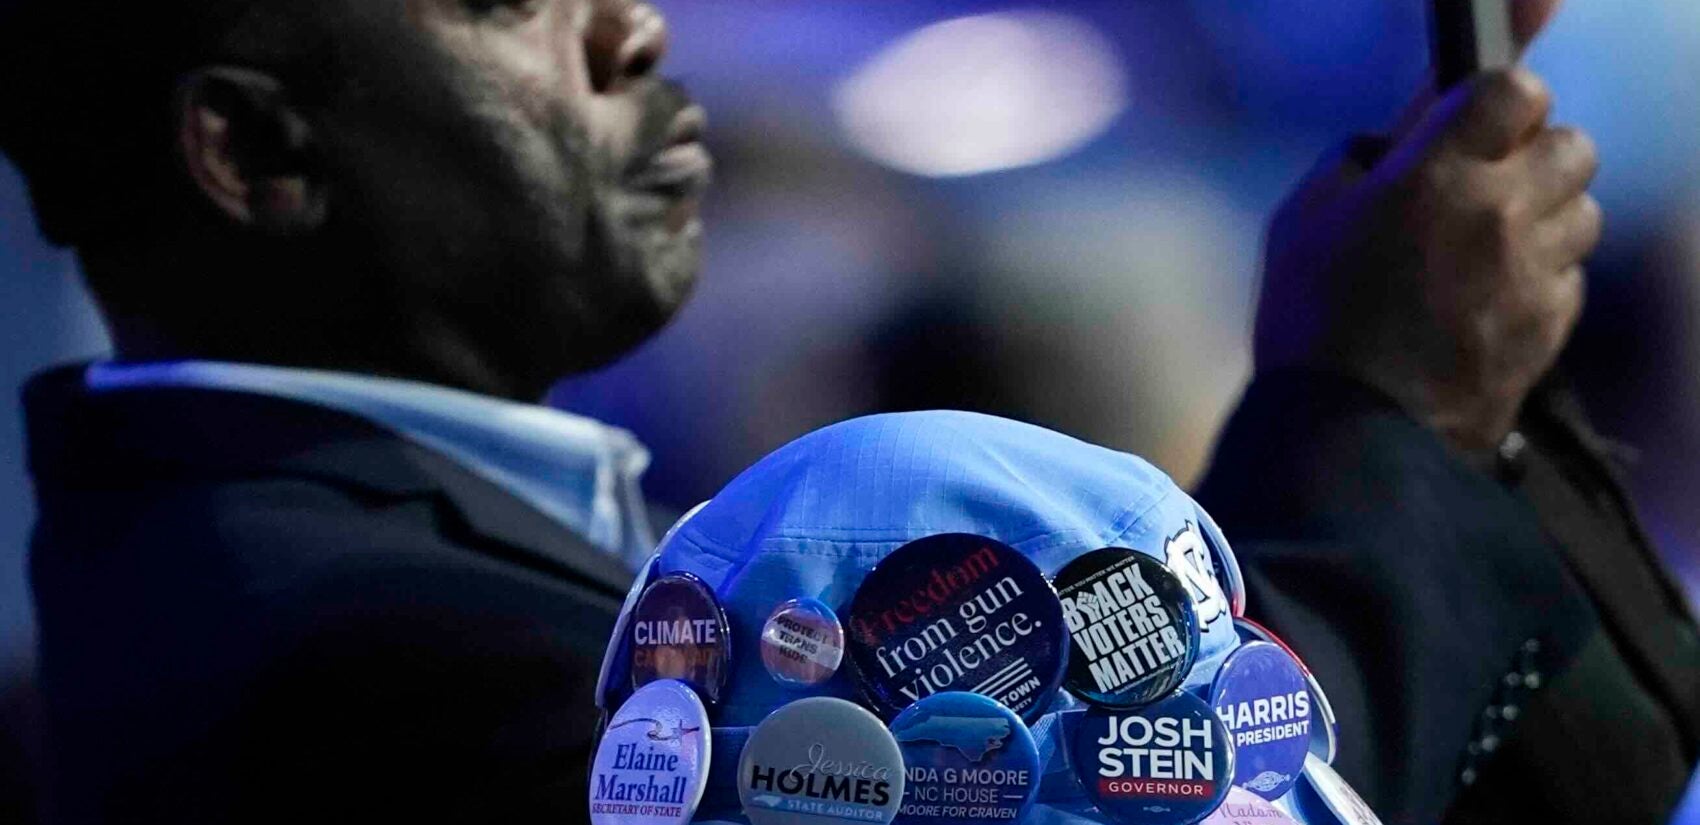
left=1072, top=689, right=1234, bottom=825
left=740, top=696, right=907, bottom=825
left=630, top=573, right=732, bottom=705
left=589, top=679, right=712, bottom=825
left=846, top=534, right=1067, bottom=722
left=1054, top=549, right=1200, bottom=708
left=889, top=692, right=1040, bottom=825
left=1209, top=641, right=1310, bottom=800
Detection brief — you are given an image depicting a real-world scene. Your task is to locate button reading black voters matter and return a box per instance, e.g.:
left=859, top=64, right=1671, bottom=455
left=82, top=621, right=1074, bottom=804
left=889, top=692, right=1040, bottom=825
left=1208, top=642, right=1310, bottom=801
left=740, top=696, right=907, bottom=825
left=761, top=598, right=846, bottom=689
left=847, top=534, right=1068, bottom=722
left=630, top=573, right=732, bottom=705
left=1054, top=549, right=1200, bottom=708
left=1071, top=690, right=1235, bottom=825
left=1234, top=617, right=1338, bottom=766
left=589, top=679, right=712, bottom=825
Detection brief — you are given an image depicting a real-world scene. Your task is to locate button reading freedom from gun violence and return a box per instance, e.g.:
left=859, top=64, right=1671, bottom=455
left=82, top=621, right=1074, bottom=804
left=1209, top=642, right=1310, bottom=800
left=889, top=692, right=1040, bottom=825
left=1054, top=549, right=1200, bottom=708
left=762, top=598, right=846, bottom=689
left=740, top=696, right=907, bottom=825
left=589, top=679, right=712, bottom=825
left=846, top=534, right=1068, bottom=722
left=1072, top=689, right=1234, bottom=825
left=630, top=573, right=732, bottom=706
left=1233, top=618, right=1337, bottom=765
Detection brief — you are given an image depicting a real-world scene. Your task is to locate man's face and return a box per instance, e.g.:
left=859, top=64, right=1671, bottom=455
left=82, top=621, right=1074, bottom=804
left=310, top=0, right=709, bottom=393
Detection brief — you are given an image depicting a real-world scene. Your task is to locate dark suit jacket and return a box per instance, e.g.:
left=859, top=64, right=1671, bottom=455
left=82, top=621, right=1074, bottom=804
left=1197, top=369, right=1700, bottom=825
left=24, top=365, right=635, bottom=824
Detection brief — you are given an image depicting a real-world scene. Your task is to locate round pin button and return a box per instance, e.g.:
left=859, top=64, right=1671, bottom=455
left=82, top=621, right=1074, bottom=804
left=1292, top=754, right=1383, bottom=825
left=846, top=534, right=1068, bottom=722
left=630, top=573, right=732, bottom=706
left=1233, top=618, right=1338, bottom=766
left=589, top=679, right=712, bottom=825
left=761, top=598, right=846, bottom=689
left=740, top=696, right=907, bottom=825
left=600, top=553, right=665, bottom=713
left=1199, top=787, right=1301, bottom=824
left=889, top=692, right=1040, bottom=825
left=1209, top=642, right=1311, bottom=800
left=1071, top=689, right=1235, bottom=825
left=1054, top=549, right=1201, bottom=708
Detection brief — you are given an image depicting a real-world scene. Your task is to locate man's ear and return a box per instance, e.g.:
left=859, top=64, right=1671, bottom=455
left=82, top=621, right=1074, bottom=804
left=175, top=66, right=327, bottom=233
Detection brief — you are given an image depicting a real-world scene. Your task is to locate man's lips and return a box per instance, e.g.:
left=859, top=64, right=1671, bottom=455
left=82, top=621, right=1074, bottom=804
left=628, top=105, right=713, bottom=197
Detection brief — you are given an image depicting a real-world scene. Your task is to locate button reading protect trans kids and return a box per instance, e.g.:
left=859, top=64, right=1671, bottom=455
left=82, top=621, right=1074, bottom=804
left=1071, top=690, right=1235, bottom=825
left=1054, top=549, right=1201, bottom=708
left=1208, top=642, right=1311, bottom=800
left=630, top=573, right=732, bottom=706
left=846, top=534, right=1068, bottom=722
left=589, top=679, right=712, bottom=825
left=761, top=598, right=846, bottom=689
left=740, top=696, right=907, bottom=825
left=889, top=692, right=1040, bottom=825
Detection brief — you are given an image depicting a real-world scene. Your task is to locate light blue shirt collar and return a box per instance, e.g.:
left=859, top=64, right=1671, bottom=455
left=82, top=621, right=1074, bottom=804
left=85, top=360, right=656, bottom=567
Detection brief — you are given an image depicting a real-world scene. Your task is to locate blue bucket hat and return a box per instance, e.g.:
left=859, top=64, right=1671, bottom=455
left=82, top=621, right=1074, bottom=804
left=599, top=411, right=1250, bottom=824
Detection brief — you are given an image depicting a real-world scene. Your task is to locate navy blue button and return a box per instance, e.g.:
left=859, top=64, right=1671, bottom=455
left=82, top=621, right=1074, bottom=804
left=630, top=572, right=732, bottom=706
left=1054, top=549, right=1200, bottom=708
left=1209, top=642, right=1311, bottom=800
left=889, top=692, right=1040, bottom=825
left=1073, top=690, right=1235, bottom=825
left=1232, top=618, right=1337, bottom=766
left=846, top=534, right=1068, bottom=722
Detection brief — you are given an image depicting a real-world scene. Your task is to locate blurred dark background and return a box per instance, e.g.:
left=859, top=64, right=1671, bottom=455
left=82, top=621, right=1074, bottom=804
left=2, top=0, right=1698, bottom=817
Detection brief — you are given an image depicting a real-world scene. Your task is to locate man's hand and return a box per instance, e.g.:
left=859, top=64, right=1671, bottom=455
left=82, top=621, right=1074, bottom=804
left=1254, top=65, right=1601, bottom=455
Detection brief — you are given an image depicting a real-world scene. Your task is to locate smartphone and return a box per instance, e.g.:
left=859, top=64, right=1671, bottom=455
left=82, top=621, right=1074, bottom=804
left=1429, top=0, right=1518, bottom=90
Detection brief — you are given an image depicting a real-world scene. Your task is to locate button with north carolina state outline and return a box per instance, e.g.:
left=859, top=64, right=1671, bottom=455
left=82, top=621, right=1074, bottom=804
left=1209, top=642, right=1310, bottom=800
left=1072, top=690, right=1234, bottom=825
left=847, top=534, right=1068, bottom=722
left=740, top=697, right=906, bottom=825
left=1054, top=549, right=1200, bottom=708
left=889, top=692, right=1040, bottom=825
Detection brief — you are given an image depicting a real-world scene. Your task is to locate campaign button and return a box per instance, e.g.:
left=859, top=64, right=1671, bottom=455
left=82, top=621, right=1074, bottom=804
left=630, top=573, right=732, bottom=706
left=762, top=598, right=846, bottom=689
left=600, top=553, right=666, bottom=712
left=1209, top=642, right=1311, bottom=800
left=1072, top=690, right=1235, bottom=825
left=889, top=692, right=1040, bottom=825
left=589, top=679, right=712, bottom=825
left=1232, top=618, right=1338, bottom=766
left=1199, top=787, right=1301, bottom=824
left=1292, top=754, right=1383, bottom=825
left=846, top=534, right=1068, bottom=722
left=1053, top=549, right=1200, bottom=708
left=740, top=696, right=907, bottom=825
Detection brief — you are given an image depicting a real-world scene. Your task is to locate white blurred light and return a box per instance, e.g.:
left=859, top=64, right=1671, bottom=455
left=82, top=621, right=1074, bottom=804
left=833, top=11, right=1129, bottom=178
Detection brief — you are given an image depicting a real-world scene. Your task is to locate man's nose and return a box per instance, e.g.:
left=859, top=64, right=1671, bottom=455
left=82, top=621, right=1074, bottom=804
left=585, top=1, right=669, bottom=93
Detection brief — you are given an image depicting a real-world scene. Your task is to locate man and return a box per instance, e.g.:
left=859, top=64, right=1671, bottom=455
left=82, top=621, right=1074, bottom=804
left=1197, top=4, right=1700, bottom=825
left=0, top=1, right=1621, bottom=824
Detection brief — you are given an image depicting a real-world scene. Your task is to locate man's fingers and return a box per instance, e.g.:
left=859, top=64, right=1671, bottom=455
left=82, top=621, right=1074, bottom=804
left=1520, top=126, right=1599, bottom=217
left=1446, top=68, right=1552, bottom=160
left=1512, top=0, right=1564, bottom=49
left=1534, top=194, right=1604, bottom=271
